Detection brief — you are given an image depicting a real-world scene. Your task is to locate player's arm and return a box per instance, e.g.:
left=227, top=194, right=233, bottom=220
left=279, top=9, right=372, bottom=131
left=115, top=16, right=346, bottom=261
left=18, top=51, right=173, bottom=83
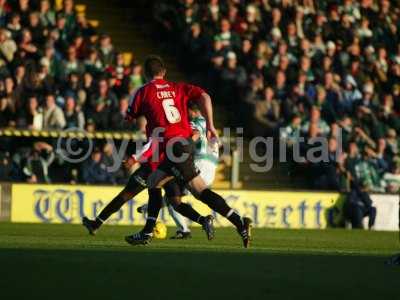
left=191, top=129, right=201, bottom=142
left=183, top=83, right=218, bottom=139
left=123, top=138, right=153, bottom=169
left=189, top=119, right=202, bottom=142
left=197, top=92, right=218, bottom=139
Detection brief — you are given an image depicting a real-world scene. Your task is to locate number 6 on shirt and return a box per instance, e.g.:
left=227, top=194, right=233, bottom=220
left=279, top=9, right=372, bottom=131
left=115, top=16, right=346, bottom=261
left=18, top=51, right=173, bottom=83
left=162, top=98, right=181, bottom=123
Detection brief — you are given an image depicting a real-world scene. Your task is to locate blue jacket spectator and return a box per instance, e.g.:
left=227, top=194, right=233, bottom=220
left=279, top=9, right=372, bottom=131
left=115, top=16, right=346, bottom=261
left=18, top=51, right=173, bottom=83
left=82, top=149, right=115, bottom=184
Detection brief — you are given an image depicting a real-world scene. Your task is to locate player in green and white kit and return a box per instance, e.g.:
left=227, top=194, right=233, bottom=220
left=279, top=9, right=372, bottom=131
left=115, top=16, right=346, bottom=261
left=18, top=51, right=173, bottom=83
left=138, top=103, right=219, bottom=239
left=189, top=104, right=219, bottom=186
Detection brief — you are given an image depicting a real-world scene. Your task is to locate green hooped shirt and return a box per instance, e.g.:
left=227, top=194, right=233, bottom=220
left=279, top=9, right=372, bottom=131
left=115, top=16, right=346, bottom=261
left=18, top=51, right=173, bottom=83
left=190, top=116, right=219, bottom=165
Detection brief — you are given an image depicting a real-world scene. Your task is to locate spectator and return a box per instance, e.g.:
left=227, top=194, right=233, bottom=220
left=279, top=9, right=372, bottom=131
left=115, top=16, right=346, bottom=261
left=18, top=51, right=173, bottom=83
left=22, top=142, right=55, bottom=183
left=302, top=106, right=330, bottom=137
left=62, top=45, right=84, bottom=78
left=250, top=86, right=280, bottom=137
left=61, top=0, right=77, bottom=35
left=127, top=62, right=144, bottom=94
left=341, top=75, right=362, bottom=115
left=345, top=140, right=359, bottom=171
left=39, top=0, right=56, bottom=28
left=98, top=34, right=115, bottom=67
left=0, top=96, right=15, bottom=127
left=218, top=51, right=247, bottom=109
left=0, top=151, right=14, bottom=181
left=182, top=22, right=207, bottom=73
left=312, top=137, right=341, bottom=190
left=0, top=0, right=11, bottom=27
left=0, top=28, right=17, bottom=68
left=384, top=157, right=400, bottom=193
left=43, top=93, right=66, bottom=129
left=81, top=148, right=115, bottom=184
left=40, top=44, right=62, bottom=80
left=356, top=82, right=377, bottom=110
left=88, top=98, right=109, bottom=130
left=106, top=52, right=128, bottom=97
left=17, top=95, right=43, bottom=130
left=110, top=95, right=132, bottom=131
left=85, top=117, right=96, bottom=133
left=7, top=12, right=22, bottom=40
left=238, top=38, right=253, bottom=72
left=53, top=13, right=70, bottom=51
left=17, top=0, right=30, bottom=26
left=343, top=180, right=377, bottom=229
left=84, top=48, right=103, bottom=76
left=28, top=11, right=45, bottom=46
left=63, top=95, right=84, bottom=129
left=101, top=142, right=127, bottom=184
left=89, top=78, right=118, bottom=111
left=354, top=146, right=384, bottom=192
left=274, top=70, right=288, bottom=102
left=214, top=18, right=241, bottom=52
left=280, top=114, right=302, bottom=148
left=3, top=76, right=18, bottom=110
left=385, top=128, right=399, bottom=163
left=19, top=28, right=39, bottom=60
left=314, top=86, right=336, bottom=124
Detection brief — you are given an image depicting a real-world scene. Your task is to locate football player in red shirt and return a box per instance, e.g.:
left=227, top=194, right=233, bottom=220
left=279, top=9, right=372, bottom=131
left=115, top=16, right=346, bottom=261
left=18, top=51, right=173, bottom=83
left=125, top=55, right=252, bottom=248
left=82, top=137, right=214, bottom=238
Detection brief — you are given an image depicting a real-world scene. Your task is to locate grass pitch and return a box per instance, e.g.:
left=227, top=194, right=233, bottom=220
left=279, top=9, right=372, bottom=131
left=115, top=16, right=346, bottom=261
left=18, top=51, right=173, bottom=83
left=0, top=223, right=398, bottom=300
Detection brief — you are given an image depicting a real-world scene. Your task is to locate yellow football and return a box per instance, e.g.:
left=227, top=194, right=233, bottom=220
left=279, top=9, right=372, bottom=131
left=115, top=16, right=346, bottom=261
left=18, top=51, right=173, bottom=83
left=153, top=222, right=167, bottom=239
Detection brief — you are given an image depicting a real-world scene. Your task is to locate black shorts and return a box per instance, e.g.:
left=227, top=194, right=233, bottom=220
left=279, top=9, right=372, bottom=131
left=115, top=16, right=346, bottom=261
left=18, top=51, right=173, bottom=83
left=125, top=163, right=184, bottom=197
left=164, top=180, right=185, bottom=198
left=125, top=164, right=152, bottom=192
left=159, top=138, right=199, bottom=184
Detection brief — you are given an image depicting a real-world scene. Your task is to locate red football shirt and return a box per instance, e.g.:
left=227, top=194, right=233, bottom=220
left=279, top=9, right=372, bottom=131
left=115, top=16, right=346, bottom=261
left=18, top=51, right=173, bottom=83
left=127, top=78, right=205, bottom=141
left=131, top=138, right=164, bottom=171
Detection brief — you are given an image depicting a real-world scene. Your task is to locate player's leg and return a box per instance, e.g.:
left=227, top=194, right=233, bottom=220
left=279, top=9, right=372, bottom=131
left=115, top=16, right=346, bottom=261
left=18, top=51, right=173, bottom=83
left=167, top=203, right=191, bottom=238
left=188, top=175, right=252, bottom=247
left=367, top=206, right=377, bottom=229
left=137, top=192, right=192, bottom=238
left=126, top=165, right=213, bottom=244
left=82, top=165, right=149, bottom=235
left=195, top=159, right=216, bottom=187
left=125, top=169, right=171, bottom=245
left=127, top=172, right=213, bottom=242
left=142, top=169, right=173, bottom=233
left=125, top=187, right=163, bottom=245
left=136, top=196, right=169, bottom=217
left=164, top=179, right=214, bottom=240
left=168, top=139, right=252, bottom=247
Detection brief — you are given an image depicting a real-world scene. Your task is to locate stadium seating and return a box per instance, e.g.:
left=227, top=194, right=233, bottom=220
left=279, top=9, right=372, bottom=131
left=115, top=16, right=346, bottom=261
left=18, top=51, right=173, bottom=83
left=150, top=0, right=400, bottom=193
left=1, top=0, right=400, bottom=193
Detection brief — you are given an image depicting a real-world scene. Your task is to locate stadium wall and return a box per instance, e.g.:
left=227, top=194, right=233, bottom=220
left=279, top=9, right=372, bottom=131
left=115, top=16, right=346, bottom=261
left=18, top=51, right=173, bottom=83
left=0, top=183, right=398, bottom=231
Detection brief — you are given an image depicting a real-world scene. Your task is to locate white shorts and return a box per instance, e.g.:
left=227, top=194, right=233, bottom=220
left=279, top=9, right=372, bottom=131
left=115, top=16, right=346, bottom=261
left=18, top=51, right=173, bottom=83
left=195, top=159, right=217, bottom=187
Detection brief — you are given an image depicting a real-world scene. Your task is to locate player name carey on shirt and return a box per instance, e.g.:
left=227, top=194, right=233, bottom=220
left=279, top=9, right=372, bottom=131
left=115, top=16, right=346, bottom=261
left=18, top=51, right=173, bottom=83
left=156, top=90, right=176, bottom=99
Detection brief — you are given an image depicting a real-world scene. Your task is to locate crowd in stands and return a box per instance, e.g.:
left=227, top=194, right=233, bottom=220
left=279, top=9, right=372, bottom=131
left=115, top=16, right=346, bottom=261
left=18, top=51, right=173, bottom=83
left=0, top=0, right=145, bottom=132
left=153, top=0, right=400, bottom=192
left=0, top=140, right=132, bottom=184
left=0, top=0, right=145, bottom=184
left=1, top=0, right=400, bottom=193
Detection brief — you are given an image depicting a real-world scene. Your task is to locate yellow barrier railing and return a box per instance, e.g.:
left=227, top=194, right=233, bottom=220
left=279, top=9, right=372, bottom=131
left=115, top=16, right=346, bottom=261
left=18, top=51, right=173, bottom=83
left=0, top=128, right=145, bottom=140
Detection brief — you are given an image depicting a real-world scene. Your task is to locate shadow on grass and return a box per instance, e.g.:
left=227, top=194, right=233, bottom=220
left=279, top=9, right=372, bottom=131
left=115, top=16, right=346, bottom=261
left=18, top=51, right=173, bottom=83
left=0, top=248, right=398, bottom=300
